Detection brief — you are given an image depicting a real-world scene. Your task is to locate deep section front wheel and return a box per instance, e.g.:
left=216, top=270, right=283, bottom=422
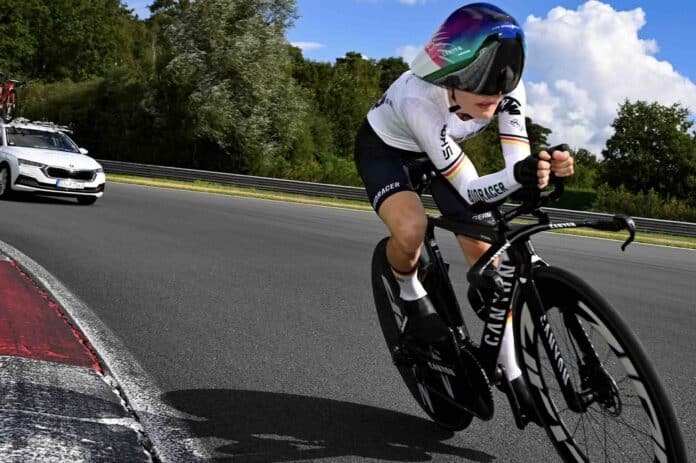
left=371, top=237, right=473, bottom=431
left=515, top=266, right=687, bottom=462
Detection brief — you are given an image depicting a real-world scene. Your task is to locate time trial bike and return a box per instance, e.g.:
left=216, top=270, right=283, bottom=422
left=370, top=153, right=687, bottom=462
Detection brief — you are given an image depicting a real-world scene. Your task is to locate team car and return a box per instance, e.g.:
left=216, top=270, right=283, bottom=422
left=0, top=119, right=105, bottom=205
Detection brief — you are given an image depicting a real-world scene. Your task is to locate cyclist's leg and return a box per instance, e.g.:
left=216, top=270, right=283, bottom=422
left=354, top=120, right=447, bottom=342
left=379, top=191, right=427, bottom=276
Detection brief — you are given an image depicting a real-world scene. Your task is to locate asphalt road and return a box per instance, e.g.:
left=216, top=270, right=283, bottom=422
left=1, top=183, right=694, bottom=462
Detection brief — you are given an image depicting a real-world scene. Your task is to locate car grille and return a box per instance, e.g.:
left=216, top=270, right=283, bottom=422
left=45, top=167, right=96, bottom=181
left=16, top=175, right=105, bottom=193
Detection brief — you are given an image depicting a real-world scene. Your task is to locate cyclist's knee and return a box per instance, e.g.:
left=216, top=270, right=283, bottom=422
left=390, top=216, right=427, bottom=256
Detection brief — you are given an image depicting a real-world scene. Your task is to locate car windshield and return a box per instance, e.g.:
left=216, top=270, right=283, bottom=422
left=5, top=127, right=80, bottom=153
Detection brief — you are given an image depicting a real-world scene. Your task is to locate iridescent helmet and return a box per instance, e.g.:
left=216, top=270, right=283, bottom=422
left=410, top=3, right=526, bottom=95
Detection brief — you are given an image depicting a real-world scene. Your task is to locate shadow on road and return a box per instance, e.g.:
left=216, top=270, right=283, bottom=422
left=162, top=389, right=495, bottom=462
left=5, top=192, right=79, bottom=206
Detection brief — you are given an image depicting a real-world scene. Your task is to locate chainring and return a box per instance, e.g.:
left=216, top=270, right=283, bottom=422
left=455, top=342, right=495, bottom=420
left=410, top=340, right=495, bottom=421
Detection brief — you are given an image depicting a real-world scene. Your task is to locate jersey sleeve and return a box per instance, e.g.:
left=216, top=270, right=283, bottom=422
left=400, top=86, right=530, bottom=206
left=497, top=81, right=531, bottom=176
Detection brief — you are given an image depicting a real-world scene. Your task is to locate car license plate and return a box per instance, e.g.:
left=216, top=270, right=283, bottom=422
left=56, top=179, right=85, bottom=189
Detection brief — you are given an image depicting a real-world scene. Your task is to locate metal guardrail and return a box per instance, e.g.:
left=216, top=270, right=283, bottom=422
left=99, top=159, right=696, bottom=237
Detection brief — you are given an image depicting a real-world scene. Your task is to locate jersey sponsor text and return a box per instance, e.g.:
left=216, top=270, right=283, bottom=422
left=372, top=181, right=401, bottom=208
left=467, top=182, right=508, bottom=203
left=439, top=124, right=454, bottom=160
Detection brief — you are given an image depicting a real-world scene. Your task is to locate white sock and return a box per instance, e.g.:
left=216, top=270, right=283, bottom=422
left=391, top=266, right=427, bottom=301
left=497, top=311, right=522, bottom=380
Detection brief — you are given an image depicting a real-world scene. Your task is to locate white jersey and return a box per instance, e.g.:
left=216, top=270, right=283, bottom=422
left=367, top=70, right=531, bottom=204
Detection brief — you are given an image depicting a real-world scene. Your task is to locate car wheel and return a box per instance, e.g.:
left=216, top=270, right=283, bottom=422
left=77, top=196, right=97, bottom=205
left=0, top=165, right=11, bottom=198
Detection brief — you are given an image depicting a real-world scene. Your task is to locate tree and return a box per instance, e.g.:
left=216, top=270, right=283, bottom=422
left=600, top=100, right=696, bottom=204
left=326, top=52, right=382, bottom=157
left=150, top=0, right=308, bottom=174
left=566, top=148, right=599, bottom=189
left=377, top=57, right=408, bottom=92
left=0, top=0, right=50, bottom=76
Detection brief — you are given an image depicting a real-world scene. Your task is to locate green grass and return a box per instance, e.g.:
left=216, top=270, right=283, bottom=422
left=107, top=173, right=696, bottom=250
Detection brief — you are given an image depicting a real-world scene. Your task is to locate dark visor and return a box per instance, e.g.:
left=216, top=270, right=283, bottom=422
left=435, top=38, right=524, bottom=95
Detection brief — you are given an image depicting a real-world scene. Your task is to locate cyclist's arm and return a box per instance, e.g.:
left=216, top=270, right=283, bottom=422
left=497, top=82, right=532, bottom=174
left=401, top=97, right=523, bottom=205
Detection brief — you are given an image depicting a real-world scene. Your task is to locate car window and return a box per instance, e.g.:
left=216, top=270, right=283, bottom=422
left=6, top=127, right=80, bottom=153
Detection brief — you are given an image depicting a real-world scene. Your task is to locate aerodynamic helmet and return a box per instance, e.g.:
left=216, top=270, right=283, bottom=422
left=410, top=3, right=526, bottom=95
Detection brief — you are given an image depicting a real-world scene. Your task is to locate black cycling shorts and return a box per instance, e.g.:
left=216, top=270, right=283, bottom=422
left=354, top=119, right=495, bottom=227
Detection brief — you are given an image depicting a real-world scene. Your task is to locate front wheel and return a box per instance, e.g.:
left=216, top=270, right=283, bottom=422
left=514, top=266, right=687, bottom=462
left=1, top=89, right=17, bottom=123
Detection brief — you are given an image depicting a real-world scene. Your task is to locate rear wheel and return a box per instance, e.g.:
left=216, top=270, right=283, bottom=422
left=1, top=89, right=17, bottom=123
left=514, top=266, right=687, bottom=462
left=371, top=237, right=474, bottom=431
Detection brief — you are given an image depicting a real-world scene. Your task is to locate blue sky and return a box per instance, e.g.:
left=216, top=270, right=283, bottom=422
left=125, top=1, right=696, bottom=153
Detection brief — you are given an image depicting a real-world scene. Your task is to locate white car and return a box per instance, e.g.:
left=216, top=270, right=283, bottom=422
left=0, top=119, right=105, bottom=205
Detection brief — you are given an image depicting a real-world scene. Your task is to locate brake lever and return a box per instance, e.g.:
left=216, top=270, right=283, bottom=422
left=593, top=214, right=636, bottom=251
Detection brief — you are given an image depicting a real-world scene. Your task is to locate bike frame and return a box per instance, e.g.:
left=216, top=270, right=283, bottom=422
left=422, top=205, right=635, bottom=413
left=0, top=74, right=25, bottom=106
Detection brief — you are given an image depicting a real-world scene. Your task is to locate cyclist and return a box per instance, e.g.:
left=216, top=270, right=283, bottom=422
left=354, top=2, right=574, bottom=418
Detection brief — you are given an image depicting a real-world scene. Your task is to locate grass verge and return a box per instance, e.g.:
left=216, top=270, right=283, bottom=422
left=107, top=173, right=696, bottom=250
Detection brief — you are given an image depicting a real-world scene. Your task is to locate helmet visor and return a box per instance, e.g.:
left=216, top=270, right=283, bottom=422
left=434, top=38, right=524, bottom=95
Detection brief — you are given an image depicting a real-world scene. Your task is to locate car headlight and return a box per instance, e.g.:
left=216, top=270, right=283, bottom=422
left=96, top=168, right=104, bottom=174
left=18, top=158, right=46, bottom=168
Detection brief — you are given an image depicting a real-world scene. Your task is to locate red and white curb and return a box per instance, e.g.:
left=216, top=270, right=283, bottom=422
left=0, top=242, right=209, bottom=462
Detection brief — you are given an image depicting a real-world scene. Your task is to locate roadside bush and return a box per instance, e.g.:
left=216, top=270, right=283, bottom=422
left=552, top=187, right=597, bottom=211
left=591, top=185, right=696, bottom=222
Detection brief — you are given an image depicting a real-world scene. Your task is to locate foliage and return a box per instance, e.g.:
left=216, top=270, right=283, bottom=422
left=1, top=0, right=147, bottom=81
left=147, top=0, right=308, bottom=174
left=592, top=184, right=696, bottom=222
left=0, top=0, right=49, bottom=76
left=566, top=148, right=599, bottom=189
left=600, top=100, right=696, bottom=205
left=552, top=187, right=597, bottom=211
left=376, top=57, right=409, bottom=92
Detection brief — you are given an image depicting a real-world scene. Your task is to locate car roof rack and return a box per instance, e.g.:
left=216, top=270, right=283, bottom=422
left=7, top=117, right=73, bottom=133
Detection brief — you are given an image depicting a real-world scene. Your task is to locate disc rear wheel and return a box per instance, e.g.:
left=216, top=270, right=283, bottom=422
left=371, top=237, right=473, bottom=431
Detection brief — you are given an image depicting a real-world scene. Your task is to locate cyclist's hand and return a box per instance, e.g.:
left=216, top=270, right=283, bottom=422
left=537, top=152, right=552, bottom=189
left=540, top=147, right=574, bottom=178
left=513, top=154, right=551, bottom=190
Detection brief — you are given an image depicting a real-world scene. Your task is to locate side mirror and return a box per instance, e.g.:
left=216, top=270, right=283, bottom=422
left=79, top=147, right=88, bottom=155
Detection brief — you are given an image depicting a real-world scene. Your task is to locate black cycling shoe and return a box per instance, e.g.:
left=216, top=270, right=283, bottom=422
left=402, top=296, right=450, bottom=344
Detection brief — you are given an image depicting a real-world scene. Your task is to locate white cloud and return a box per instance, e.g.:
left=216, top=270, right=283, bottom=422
left=290, top=41, right=325, bottom=52
left=523, top=0, right=696, bottom=156
left=396, top=45, right=420, bottom=66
